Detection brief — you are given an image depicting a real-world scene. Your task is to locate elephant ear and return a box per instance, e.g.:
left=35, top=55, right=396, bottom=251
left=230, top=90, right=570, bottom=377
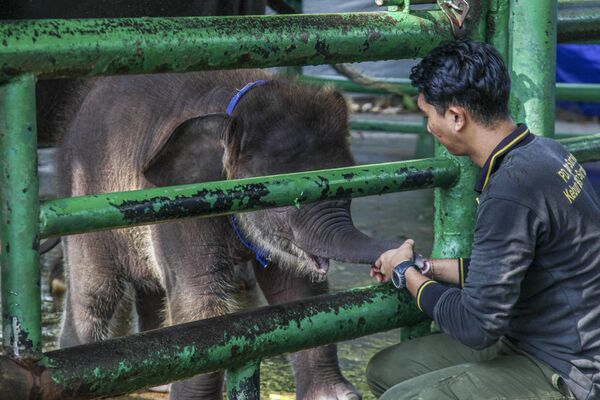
left=220, top=115, right=245, bottom=178
left=143, top=113, right=238, bottom=186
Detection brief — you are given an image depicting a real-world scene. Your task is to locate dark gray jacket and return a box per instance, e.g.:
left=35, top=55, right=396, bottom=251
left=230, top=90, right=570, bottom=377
left=421, top=131, right=600, bottom=399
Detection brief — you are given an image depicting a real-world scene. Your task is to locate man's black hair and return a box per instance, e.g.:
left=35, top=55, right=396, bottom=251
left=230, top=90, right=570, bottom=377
left=410, top=40, right=511, bottom=126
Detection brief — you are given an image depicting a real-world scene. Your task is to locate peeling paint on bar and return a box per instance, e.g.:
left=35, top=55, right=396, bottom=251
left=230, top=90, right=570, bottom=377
left=39, top=158, right=459, bottom=238
left=7, top=285, right=426, bottom=399
left=509, top=0, right=557, bottom=137
left=0, top=12, right=454, bottom=81
left=227, top=362, right=261, bottom=400
left=0, top=74, right=42, bottom=357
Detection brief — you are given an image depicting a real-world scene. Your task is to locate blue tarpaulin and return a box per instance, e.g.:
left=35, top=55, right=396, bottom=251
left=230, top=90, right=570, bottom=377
left=557, top=44, right=600, bottom=116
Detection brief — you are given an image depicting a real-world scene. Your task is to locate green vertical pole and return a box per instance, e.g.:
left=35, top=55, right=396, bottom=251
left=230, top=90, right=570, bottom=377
left=227, top=361, right=261, bottom=400
left=0, top=74, right=42, bottom=357
left=431, top=0, right=489, bottom=260
left=508, top=0, right=557, bottom=137
left=431, top=147, right=478, bottom=259
left=487, top=0, right=510, bottom=64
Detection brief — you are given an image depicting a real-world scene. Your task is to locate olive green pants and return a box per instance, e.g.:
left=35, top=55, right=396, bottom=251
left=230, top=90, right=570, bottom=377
left=366, top=333, right=575, bottom=400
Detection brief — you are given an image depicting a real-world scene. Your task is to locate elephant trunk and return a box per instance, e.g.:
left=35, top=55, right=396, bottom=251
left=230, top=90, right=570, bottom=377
left=291, top=200, right=400, bottom=265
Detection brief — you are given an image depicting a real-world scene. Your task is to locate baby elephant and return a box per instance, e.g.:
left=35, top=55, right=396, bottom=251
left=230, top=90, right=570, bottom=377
left=57, top=70, right=397, bottom=400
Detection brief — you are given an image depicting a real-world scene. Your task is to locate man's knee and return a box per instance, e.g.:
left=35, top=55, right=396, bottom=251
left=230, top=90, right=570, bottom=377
left=366, top=340, right=437, bottom=397
left=366, top=348, right=399, bottom=397
left=379, top=357, right=571, bottom=400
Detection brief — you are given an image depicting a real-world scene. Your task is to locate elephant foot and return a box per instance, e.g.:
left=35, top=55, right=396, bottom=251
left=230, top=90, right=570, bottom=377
left=299, top=376, right=361, bottom=400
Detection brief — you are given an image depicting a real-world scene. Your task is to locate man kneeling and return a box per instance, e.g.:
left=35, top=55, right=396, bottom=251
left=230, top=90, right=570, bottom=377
left=368, top=40, right=600, bottom=400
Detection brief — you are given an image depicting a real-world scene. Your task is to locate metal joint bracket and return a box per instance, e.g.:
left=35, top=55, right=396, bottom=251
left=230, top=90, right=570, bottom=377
left=438, top=0, right=470, bottom=38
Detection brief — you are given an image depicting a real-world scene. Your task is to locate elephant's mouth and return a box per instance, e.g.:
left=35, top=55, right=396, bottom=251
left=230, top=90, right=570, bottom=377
left=247, top=227, right=331, bottom=277
left=307, top=254, right=330, bottom=274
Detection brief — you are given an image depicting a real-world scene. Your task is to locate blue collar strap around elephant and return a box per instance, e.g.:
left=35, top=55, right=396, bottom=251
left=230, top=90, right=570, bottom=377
left=230, top=214, right=270, bottom=268
left=225, top=79, right=268, bottom=115
left=226, top=80, right=271, bottom=268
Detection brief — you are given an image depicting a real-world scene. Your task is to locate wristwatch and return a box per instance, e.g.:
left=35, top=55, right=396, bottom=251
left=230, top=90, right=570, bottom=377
left=392, top=260, right=416, bottom=289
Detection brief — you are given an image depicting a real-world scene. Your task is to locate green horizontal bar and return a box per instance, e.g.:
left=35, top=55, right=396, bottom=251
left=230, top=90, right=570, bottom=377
left=0, top=11, right=454, bottom=81
left=556, top=83, right=600, bottom=103
left=301, top=75, right=600, bottom=103
left=559, top=133, right=600, bottom=162
left=556, top=132, right=597, bottom=139
left=350, top=123, right=598, bottom=143
left=6, top=285, right=423, bottom=399
left=375, top=0, right=438, bottom=6
left=39, top=158, right=459, bottom=238
left=350, top=119, right=425, bottom=133
left=299, top=74, right=417, bottom=95
left=558, top=1, right=600, bottom=43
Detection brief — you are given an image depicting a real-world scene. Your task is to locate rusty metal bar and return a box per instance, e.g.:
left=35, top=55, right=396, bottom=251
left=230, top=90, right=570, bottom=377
left=0, top=11, right=455, bottom=81
left=557, top=0, right=600, bottom=43
left=0, top=285, right=426, bottom=399
left=301, top=74, right=600, bottom=104
left=39, top=158, right=460, bottom=238
left=0, top=74, right=42, bottom=358
left=350, top=119, right=425, bottom=134
left=509, top=0, right=557, bottom=137
left=227, top=362, right=261, bottom=400
left=561, top=133, right=600, bottom=162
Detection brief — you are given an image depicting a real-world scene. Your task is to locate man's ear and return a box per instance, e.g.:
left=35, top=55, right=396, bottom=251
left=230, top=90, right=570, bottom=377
left=143, top=113, right=232, bottom=186
left=446, top=106, right=467, bottom=132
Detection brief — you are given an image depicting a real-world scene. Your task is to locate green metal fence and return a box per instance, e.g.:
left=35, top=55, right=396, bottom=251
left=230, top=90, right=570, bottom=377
left=1, top=0, right=600, bottom=398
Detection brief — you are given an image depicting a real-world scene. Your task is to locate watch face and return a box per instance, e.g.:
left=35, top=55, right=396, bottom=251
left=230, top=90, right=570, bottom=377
left=392, top=261, right=415, bottom=289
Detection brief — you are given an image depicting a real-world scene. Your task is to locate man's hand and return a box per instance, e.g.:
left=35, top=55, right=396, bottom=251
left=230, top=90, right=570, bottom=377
left=370, top=239, right=415, bottom=283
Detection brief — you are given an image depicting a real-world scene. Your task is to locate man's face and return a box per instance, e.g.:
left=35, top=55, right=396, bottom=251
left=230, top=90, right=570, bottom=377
left=417, top=93, right=463, bottom=155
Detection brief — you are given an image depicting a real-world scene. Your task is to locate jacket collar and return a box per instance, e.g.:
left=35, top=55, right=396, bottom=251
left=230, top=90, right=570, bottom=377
left=474, top=124, right=533, bottom=193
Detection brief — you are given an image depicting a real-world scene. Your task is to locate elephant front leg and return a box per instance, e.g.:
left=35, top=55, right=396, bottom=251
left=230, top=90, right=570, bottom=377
left=252, top=261, right=361, bottom=400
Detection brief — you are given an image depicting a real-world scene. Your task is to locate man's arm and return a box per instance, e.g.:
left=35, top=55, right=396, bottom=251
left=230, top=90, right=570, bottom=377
left=372, top=256, right=468, bottom=286
left=374, top=197, right=540, bottom=350
left=426, top=198, right=540, bottom=349
left=425, top=258, right=460, bottom=285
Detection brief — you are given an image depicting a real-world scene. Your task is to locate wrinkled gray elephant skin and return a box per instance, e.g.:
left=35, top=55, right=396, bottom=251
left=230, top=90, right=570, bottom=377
left=57, top=70, right=398, bottom=400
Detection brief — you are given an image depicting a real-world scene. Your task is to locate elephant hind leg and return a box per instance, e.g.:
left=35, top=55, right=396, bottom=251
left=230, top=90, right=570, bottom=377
left=59, top=235, right=125, bottom=348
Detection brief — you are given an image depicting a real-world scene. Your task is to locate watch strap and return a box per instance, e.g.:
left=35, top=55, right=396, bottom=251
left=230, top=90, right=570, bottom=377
left=392, top=260, right=415, bottom=289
